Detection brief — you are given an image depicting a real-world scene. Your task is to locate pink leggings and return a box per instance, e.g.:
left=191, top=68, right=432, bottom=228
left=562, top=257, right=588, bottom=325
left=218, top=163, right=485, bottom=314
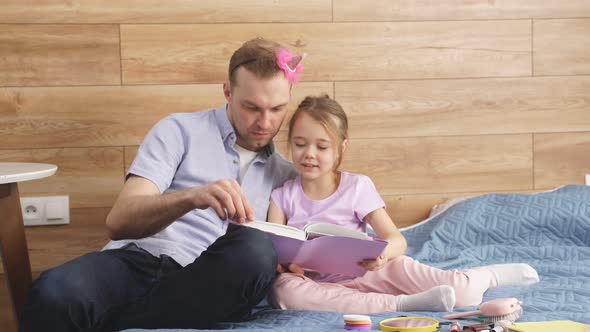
left=268, top=255, right=495, bottom=313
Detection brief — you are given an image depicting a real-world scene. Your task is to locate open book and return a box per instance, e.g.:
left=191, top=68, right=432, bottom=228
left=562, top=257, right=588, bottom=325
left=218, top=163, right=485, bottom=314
left=242, top=221, right=388, bottom=277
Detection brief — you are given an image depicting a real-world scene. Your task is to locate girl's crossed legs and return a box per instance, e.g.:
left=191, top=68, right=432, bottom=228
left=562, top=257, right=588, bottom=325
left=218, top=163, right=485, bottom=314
left=269, top=256, right=538, bottom=314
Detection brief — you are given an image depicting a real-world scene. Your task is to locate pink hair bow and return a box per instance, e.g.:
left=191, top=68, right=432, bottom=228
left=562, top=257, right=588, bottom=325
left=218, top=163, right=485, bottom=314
left=276, top=48, right=306, bottom=84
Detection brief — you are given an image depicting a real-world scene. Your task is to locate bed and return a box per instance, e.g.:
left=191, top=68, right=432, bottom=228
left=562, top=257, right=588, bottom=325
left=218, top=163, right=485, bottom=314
left=124, top=184, right=590, bottom=331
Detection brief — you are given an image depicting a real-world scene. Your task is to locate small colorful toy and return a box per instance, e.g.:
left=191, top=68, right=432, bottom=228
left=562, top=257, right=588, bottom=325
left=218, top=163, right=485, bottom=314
left=343, top=314, right=372, bottom=330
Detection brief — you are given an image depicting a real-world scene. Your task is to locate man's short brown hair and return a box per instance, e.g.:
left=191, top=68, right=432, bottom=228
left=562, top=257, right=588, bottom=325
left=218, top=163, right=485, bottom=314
left=228, top=38, right=284, bottom=86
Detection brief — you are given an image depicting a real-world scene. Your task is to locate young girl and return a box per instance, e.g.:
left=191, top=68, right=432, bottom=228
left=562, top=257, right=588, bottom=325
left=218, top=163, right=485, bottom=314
left=266, top=95, right=539, bottom=314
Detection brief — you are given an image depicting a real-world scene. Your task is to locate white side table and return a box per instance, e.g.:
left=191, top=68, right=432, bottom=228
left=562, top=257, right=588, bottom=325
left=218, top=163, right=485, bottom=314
left=0, top=162, right=57, bottom=322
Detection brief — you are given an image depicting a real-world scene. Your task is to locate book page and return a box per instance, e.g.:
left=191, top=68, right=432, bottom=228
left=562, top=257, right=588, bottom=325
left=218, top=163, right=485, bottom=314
left=241, top=220, right=306, bottom=240
left=303, top=222, right=371, bottom=240
left=241, top=221, right=388, bottom=276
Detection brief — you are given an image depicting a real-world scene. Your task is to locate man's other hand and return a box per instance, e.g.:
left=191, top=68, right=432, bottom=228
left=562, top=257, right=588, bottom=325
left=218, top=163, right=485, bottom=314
left=192, top=179, right=256, bottom=223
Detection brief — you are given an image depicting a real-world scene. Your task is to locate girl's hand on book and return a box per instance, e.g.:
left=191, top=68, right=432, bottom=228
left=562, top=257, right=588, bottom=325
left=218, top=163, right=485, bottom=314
left=359, top=254, right=387, bottom=271
left=276, top=263, right=304, bottom=275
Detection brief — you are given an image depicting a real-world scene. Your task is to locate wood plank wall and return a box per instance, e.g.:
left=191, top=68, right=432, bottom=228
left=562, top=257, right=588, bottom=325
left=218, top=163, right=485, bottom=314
left=1, top=1, right=590, bottom=329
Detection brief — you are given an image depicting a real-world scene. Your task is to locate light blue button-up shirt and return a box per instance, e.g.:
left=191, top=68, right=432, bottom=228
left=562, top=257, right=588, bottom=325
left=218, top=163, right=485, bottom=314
left=103, top=105, right=296, bottom=266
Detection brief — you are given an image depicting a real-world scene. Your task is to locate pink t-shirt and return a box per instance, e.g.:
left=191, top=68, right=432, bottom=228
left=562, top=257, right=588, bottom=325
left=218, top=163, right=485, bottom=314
left=270, top=172, right=385, bottom=232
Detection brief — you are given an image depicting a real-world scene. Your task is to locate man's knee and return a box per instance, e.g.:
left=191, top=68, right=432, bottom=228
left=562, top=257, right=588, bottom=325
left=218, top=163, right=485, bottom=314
left=22, top=252, right=111, bottom=325
left=226, top=227, right=277, bottom=276
left=20, top=266, right=90, bottom=331
left=26, top=265, right=89, bottom=311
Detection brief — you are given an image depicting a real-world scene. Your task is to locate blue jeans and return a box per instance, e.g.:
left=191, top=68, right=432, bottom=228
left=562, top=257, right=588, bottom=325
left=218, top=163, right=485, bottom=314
left=19, top=225, right=277, bottom=331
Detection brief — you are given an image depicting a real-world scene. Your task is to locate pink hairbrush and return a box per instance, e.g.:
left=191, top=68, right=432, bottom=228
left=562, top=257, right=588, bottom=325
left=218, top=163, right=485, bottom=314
left=442, top=297, right=523, bottom=323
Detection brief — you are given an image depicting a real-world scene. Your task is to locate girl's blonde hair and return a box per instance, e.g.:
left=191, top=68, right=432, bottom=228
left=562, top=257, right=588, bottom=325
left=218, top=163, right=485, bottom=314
left=288, top=95, right=349, bottom=170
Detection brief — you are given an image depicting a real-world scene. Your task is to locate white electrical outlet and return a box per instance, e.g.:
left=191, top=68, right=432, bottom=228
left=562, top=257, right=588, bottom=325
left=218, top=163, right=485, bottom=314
left=21, top=196, right=70, bottom=226
left=586, top=174, right=590, bottom=186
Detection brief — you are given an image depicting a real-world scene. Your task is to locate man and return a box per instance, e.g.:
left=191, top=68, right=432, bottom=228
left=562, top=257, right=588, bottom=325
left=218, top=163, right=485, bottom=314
left=20, top=38, right=302, bottom=331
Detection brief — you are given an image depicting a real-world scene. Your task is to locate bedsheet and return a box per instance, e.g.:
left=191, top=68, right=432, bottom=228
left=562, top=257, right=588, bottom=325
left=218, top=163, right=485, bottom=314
left=125, top=185, right=590, bottom=331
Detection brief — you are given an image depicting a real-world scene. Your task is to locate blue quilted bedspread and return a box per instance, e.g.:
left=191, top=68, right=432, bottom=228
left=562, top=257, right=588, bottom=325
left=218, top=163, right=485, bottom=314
left=125, top=185, right=590, bottom=331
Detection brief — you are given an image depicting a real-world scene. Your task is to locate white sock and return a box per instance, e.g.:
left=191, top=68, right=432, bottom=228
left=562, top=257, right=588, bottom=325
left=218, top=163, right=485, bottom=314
left=396, top=285, right=456, bottom=312
left=474, top=263, right=539, bottom=288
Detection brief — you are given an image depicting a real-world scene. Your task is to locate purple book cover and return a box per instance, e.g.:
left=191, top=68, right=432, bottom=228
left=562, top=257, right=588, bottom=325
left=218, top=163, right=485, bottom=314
left=267, top=233, right=388, bottom=277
